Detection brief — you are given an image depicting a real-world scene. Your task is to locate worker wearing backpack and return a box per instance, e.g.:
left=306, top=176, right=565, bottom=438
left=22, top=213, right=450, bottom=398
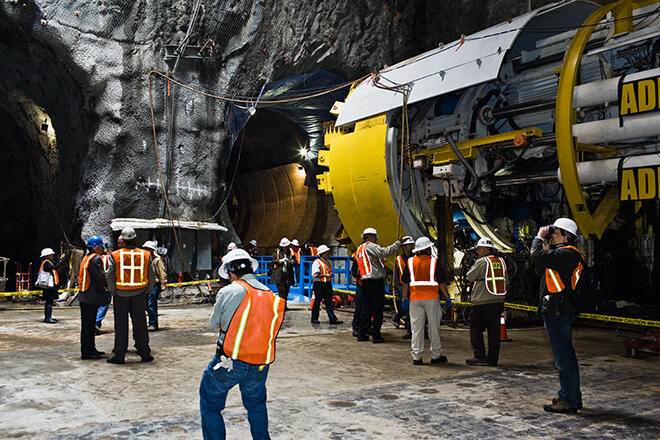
left=532, top=218, right=584, bottom=415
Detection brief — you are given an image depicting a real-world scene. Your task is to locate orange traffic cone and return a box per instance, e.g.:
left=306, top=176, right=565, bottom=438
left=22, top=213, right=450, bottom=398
left=309, top=292, right=315, bottom=310
left=500, top=313, right=512, bottom=342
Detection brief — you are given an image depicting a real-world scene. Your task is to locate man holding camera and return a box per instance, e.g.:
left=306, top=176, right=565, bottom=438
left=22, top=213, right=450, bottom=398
left=531, top=218, right=584, bottom=414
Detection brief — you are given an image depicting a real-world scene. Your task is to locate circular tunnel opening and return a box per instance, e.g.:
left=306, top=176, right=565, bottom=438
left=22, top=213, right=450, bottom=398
left=0, top=13, right=92, bottom=292
left=226, top=108, right=334, bottom=249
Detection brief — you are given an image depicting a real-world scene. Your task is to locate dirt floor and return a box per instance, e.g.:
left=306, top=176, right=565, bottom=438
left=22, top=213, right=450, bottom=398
left=0, top=302, right=659, bottom=439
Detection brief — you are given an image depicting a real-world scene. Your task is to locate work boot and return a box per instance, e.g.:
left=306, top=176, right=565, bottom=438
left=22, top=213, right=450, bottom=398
left=465, top=357, right=488, bottom=366
left=106, top=356, right=125, bottom=364
left=93, top=350, right=105, bottom=356
left=81, top=354, right=103, bottom=360
left=371, top=334, right=385, bottom=344
left=43, top=304, right=57, bottom=324
left=352, top=329, right=359, bottom=337
left=553, top=396, right=582, bottom=410
left=431, top=356, right=448, bottom=364
left=310, top=319, right=321, bottom=324
left=412, top=358, right=424, bottom=366
left=140, top=354, right=155, bottom=363
left=329, top=320, right=343, bottom=325
left=147, top=325, right=158, bottom=332
left=543, top=397, right=577, bottom=414
left=402, top=332, right=412, bottom=340
left=356, top=332, right=370, bottom=342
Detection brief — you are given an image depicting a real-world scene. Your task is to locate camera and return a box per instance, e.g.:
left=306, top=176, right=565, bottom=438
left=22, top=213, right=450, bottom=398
left=545, top=226, right=555, bottom=240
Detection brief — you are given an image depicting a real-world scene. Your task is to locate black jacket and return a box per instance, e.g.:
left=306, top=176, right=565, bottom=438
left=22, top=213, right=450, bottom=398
left=40, top=258, right=64, bottom=301
left=79, top=254, right=110, bottom=306
left=531, top=238, right=580, bottom=318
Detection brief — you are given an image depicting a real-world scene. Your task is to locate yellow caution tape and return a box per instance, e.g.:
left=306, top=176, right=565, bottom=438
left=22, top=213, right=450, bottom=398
left=165, top=279, right=221, bottom=288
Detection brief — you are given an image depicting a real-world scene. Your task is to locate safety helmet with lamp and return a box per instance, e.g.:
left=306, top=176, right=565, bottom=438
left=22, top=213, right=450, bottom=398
left=218, top=249, right=259, bottom=279
left=413, top=236, right=434, bottom=253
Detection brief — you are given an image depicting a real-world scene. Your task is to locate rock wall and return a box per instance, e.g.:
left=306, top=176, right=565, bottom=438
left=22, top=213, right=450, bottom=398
left=0, top=0, right=605, bottom=251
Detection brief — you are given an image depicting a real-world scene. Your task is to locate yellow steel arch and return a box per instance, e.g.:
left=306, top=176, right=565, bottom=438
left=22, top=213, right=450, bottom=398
left=556, top=0, right=660, bottom=238
left=318, top=115, right=401, bottom=257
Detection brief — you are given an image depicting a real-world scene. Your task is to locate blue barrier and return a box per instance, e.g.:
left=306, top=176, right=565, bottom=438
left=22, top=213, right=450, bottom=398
left=254, top=255, right=357, bottom=303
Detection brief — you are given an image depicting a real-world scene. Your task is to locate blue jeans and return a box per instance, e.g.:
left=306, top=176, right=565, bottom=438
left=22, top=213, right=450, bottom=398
left=199, top=354, right=270, bottom=440
left=147, top=285, right=161, bottom=327
left=96, top=304, right=109, bottom=328
left=543, top=315, right=582, bottom=408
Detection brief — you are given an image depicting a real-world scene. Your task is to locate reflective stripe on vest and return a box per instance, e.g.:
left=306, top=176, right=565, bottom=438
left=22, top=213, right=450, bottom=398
left=355, top=243, right=372, bottom=278
left=407, top=255, right=439, bottom=301
left=395, top=255, right=405, bottom=284
left=223, top=280, right=285, bottom=365
left=310, top=247, right=318, bottom=257
left=290, top=249, right=301, bottom=264
left=317, top=258, right=332, bottom=282
left=112, top=248, right=150, bottom=290
left=78, top=254, right=96, bottom=292
left=40, top=260, right=59, bottom=285
left=544, top=245, right=584, bottom=293
left=484, top=256, right=507, bottom=296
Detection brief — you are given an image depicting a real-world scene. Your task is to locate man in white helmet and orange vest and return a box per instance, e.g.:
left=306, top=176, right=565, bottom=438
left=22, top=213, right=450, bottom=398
left=355, top=227, right=401, bottom=343
left=464, top=237, right=507, bottom=366
left=532, top=218, right=584, bottom=414
left=200, top=248, right=285, bottom=440
left=106, top=227, right=155, bottom=364
left=401, top=237, right=452, bottom=365
left=310, top=245, right=343, bottom=325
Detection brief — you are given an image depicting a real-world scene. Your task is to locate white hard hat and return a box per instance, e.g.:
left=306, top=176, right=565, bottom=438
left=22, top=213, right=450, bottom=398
left=249, top=240, right=257, bottom=246
left=317, top=244, right=330, bottom=255
left=552, top=218, right=578, bottom=236
left=142, top=240, right=158, bottom=251
left=40, top=248, right=55, bottom=258
left=402, top=236, right=415, bottom=245
left=121, top=227, right=137, bottom=240
left=291, top=239, right=300, bottom=247
left=279, top=237, right=291, bottom=247
left=413, top=236, right=434, bottom=253
left=227, top=242, right=237, bottom=251
left=476, top=237, right=495, bottom=249
left=218, top=249, right=259, bottom=279
left=362, top=227, right=378, bottom=238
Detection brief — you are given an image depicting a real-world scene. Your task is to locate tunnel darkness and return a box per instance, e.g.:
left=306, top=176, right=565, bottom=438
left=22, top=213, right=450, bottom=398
left=0, top=7, right=91, bottom=290
left=226, top=109, right=331, bottom=247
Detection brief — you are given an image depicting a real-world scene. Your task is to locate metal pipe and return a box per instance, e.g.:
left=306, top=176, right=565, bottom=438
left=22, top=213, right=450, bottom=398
left=491, top=99, right=555, bottom=119
left=573, top=67, right=660, bottom=107
left=558, top=153, right=660, bottom=184
left=573, top=112, right=660, bottom=144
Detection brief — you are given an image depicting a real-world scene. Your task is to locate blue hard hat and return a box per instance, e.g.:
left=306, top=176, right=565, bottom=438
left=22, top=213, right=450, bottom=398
left=87, top=235, right=104, bottom=247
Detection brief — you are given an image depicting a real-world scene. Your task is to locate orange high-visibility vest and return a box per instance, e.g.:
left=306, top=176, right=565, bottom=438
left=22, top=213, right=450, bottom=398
left=355, top=243, right=372, bottom=278
left=309, top=247, right=318, bottom=257
left=484, top=256, right=507, bottom=295
left=78, top=253, right=99, bottom=292
left=407, top=254, right=440, bottom=301
left=545, top=245, right=584, bottom=293
left=112, top=248, right=150, bottom=290
left=39, top=260, right=59, bottom=286
left=316, top=258, right=332, bottom=282
left=290, top=248, right=301, bottom=264
left=222, top=280, right=285, bottom=365
left=395, top=255, right=406, bottom=284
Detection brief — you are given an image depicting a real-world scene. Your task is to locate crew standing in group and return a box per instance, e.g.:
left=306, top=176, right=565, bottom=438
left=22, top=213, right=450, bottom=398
left=78, top=235, right=109, bottom=360
left=143, top=240, right=166, bottom=332
left=402, top=237, right=452, bottom=365
left=355, top=228, right=401, bottom=343
left=464, top=238, right=507, bottom=366
left=200, top=249, right=285, bottom=440
left=310, top=245, right=343, bottom=325
left=532, top=218, right=584, bottom=414
left=38, top=248, right=66, bottom=324
left=392, top=236, right=415, bottom=338
left=106, top=227, right=155, bottom=364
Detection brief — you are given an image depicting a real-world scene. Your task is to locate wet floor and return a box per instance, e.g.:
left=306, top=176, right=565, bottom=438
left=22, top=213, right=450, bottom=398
left=0, top=303, right=658, bottom=439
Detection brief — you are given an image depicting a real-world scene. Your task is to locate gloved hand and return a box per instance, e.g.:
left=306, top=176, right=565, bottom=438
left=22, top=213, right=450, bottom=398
left=401, top=298, right=409, bottom=311
left=444, top=297, right=452, bottom=310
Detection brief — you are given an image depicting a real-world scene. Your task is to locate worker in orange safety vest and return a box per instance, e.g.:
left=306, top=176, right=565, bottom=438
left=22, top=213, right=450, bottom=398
left=392, top=236, right=415, bottom=336
left=38, top=247, right=66, bottom=324
left=78, top=235, right=109, bottom=360
left=532, top=217, right=584, bottom=414
left=310, top=245, right=343, bottom=325
left=106, top=227, right=155, bottom=365
left=200, top=248, right=284, bottom=439
left=402, top=236, right=452, bottom=365
left=465, top=237, right=507, bottom=367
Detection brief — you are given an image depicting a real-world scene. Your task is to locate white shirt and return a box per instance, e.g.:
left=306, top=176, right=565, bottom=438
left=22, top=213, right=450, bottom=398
left=311, top=258, right=332, bottom=282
